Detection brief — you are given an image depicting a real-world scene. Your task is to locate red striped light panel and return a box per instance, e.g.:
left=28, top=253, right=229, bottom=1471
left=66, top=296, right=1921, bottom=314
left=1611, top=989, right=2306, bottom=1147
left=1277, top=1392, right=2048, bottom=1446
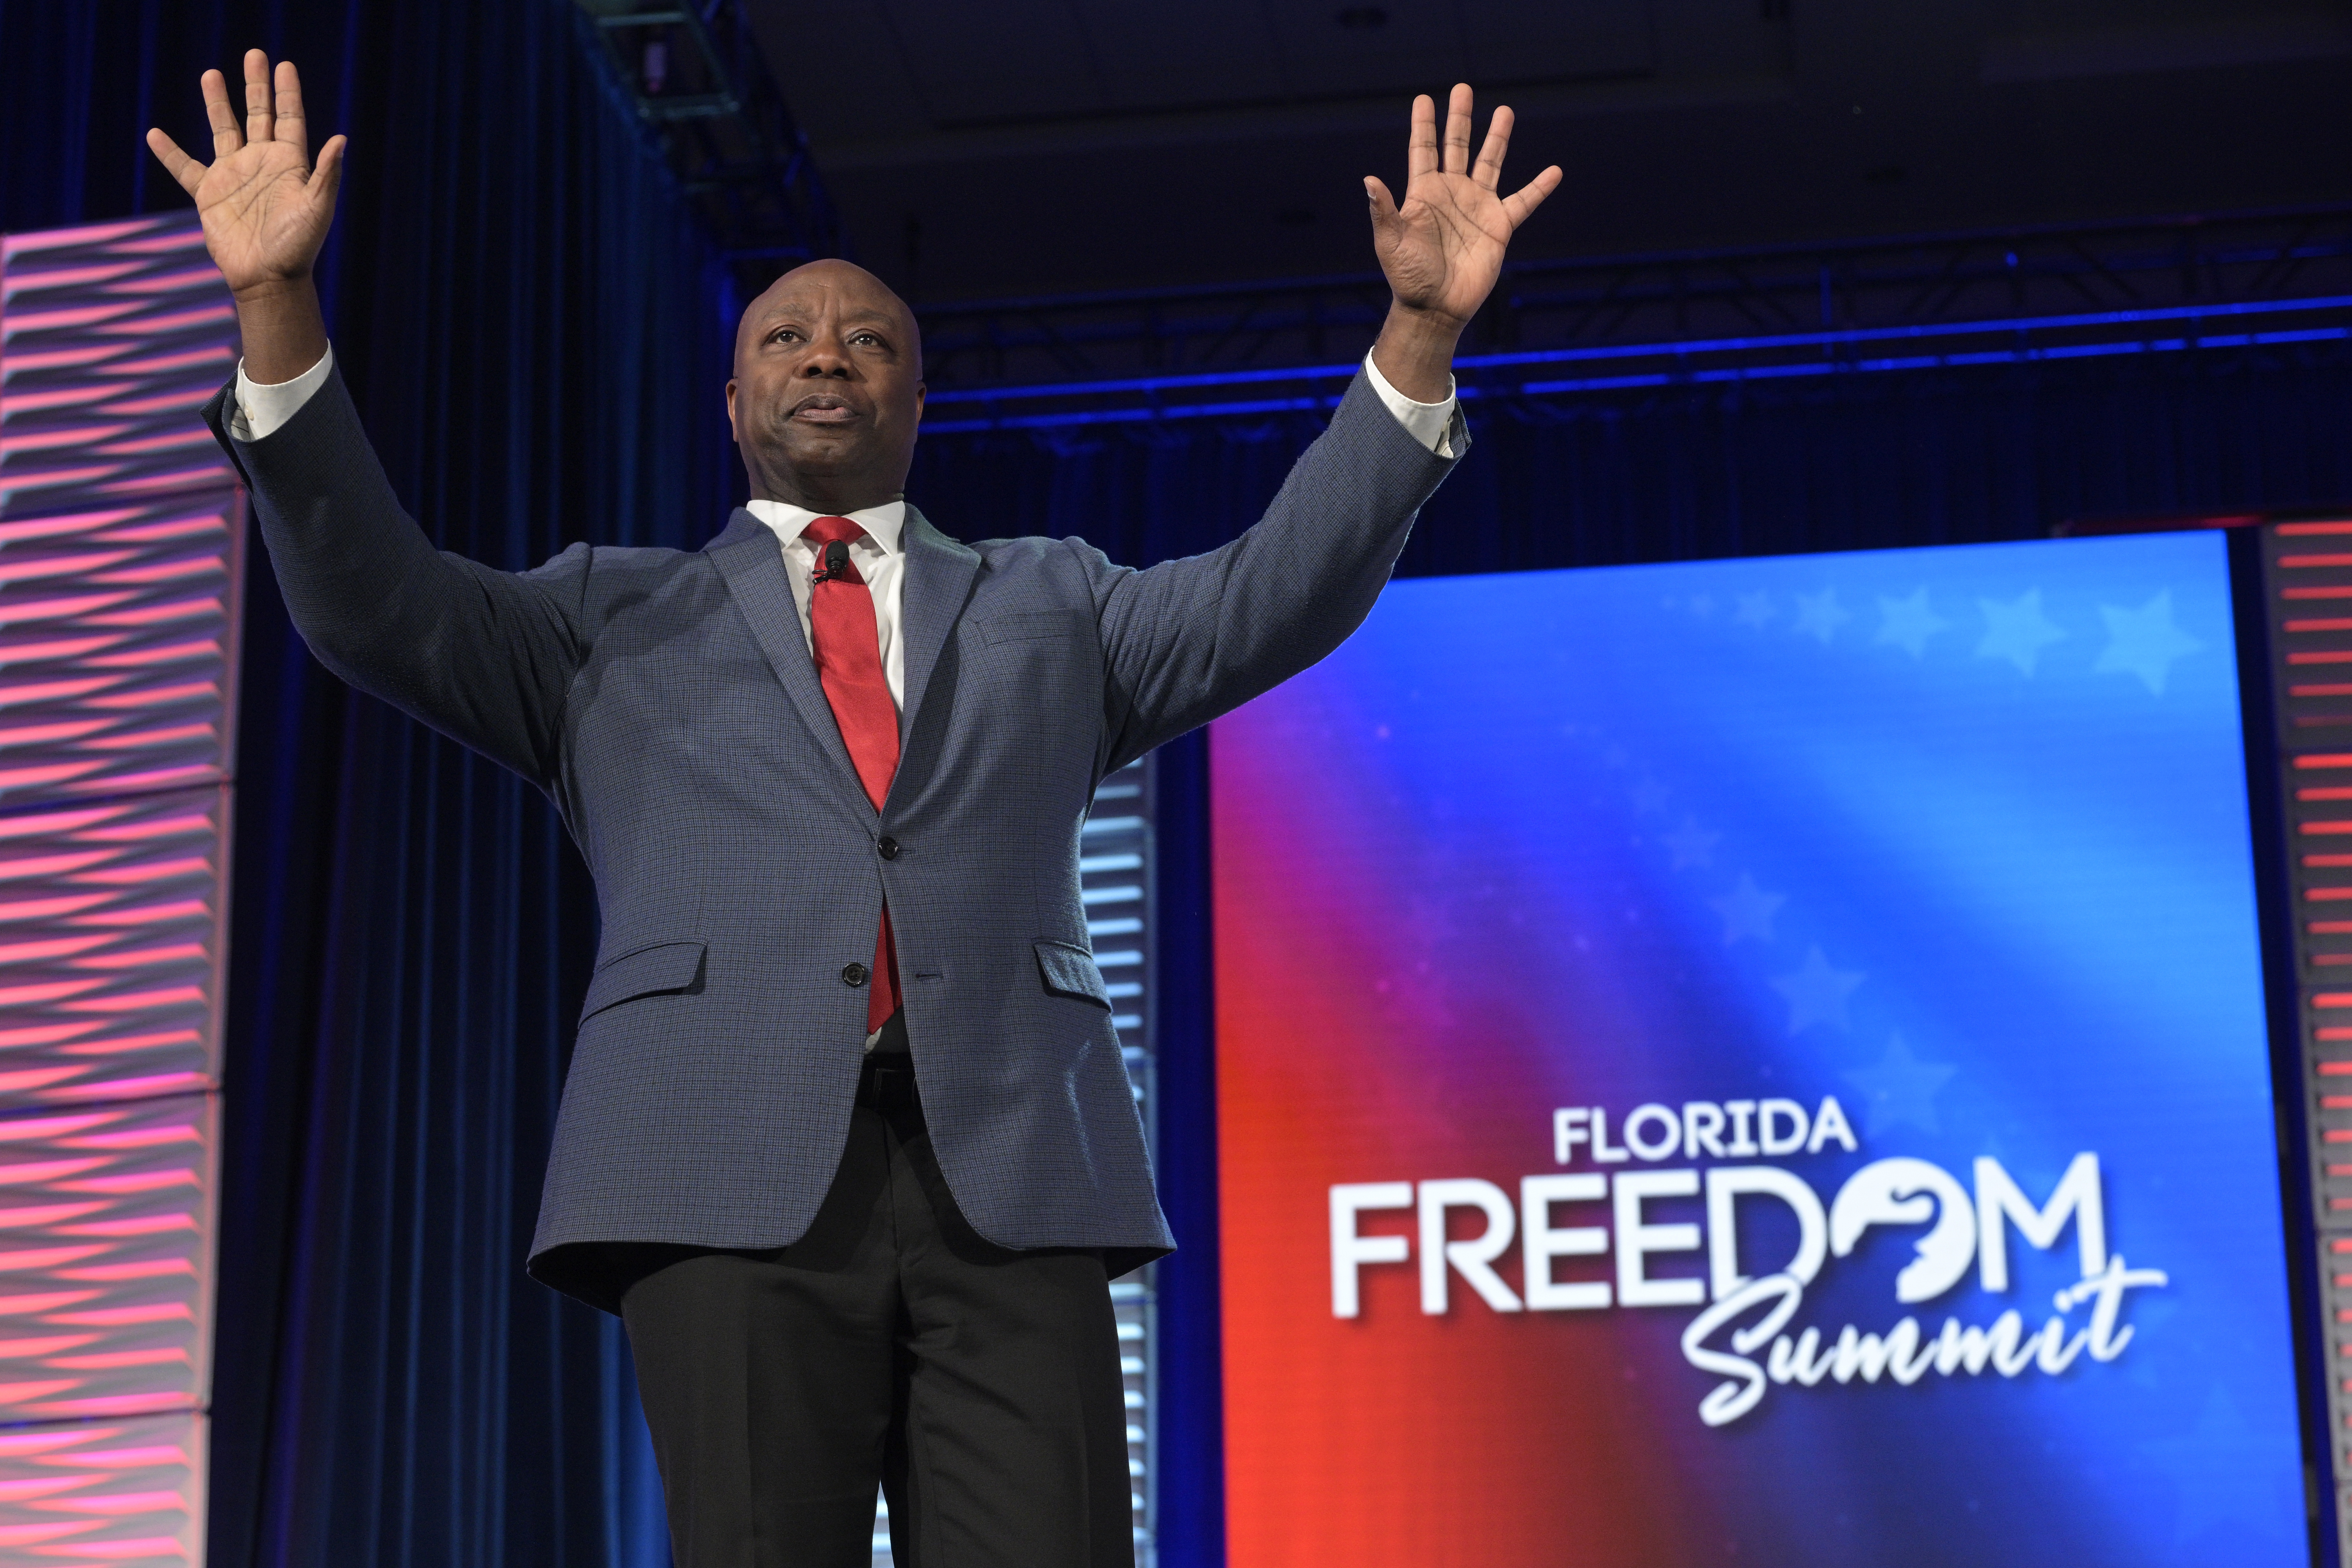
left=2259, top=518, right=2352, bottom=1546
left=0, top=214, right=239, bottom=1568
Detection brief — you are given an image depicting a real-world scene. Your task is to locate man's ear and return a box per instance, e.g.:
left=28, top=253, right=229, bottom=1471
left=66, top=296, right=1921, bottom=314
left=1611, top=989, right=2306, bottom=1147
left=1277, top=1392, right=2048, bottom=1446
left=914, top=381, right=926, bottom=423
left=725, top=379, right=739, bottom=442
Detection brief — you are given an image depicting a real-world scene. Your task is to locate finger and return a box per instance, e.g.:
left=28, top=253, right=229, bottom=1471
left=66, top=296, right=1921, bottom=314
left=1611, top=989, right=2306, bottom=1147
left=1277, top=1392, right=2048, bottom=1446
left=202, top=68, right=242, bottom=159
left=1500, top=164, right=1564, bottom=230
left=311, top=134, right=348, bottom=210
left=243, top=49, right=272, bottom=148
left=274, top=59, right=308, bottom=161
left=1471, top=103, right=1514, bottom=192
left=1442, top=83, right=1474, bottom=176
left=1406, top=93, right=1437, bottom=182
left=1364, top=175, right=1399, bottom=224
left=145, top=128, right=207, bottom=196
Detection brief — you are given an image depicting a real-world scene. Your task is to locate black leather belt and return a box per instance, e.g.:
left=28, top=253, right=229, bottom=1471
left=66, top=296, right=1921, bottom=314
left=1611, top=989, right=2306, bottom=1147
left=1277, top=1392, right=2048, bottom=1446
left=857, top=1051, right=918, bottom=1112
left=858, top=1010, right=917, bottom=1112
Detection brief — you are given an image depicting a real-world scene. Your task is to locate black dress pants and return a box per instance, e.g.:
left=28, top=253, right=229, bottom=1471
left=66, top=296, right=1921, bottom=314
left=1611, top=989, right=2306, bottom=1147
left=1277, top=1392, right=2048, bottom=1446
left=619, top=1057, right=1136, bottom=1568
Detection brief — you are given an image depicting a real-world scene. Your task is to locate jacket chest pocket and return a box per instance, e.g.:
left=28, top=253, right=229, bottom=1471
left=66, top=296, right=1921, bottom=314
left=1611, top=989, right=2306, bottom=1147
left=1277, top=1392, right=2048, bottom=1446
left=969, top=609, right=1085, bottom=647
left=957, top=611, right=1097, bottom=740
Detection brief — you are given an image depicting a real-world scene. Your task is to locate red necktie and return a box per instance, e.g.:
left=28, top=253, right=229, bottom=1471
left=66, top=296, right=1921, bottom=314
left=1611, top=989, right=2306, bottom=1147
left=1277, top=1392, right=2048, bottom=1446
left=801, top=515, right=901, bottom=1033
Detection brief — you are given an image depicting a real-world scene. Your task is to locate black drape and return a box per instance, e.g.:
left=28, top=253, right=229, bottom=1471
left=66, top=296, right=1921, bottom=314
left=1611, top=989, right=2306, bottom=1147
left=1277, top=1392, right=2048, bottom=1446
left=4, top=2, right=727, bottom=1564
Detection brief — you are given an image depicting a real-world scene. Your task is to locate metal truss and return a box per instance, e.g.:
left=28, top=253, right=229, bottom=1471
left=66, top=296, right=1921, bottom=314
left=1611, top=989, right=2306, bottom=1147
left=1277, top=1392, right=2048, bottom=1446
left=913, top=205, right=2352, bottom=429
left=573, top=0, right=848, bottom=292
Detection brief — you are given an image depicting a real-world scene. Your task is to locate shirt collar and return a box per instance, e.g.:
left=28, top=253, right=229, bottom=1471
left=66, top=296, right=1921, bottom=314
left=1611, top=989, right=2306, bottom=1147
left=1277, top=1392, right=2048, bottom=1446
left=745, top=498, right=907, bottom=555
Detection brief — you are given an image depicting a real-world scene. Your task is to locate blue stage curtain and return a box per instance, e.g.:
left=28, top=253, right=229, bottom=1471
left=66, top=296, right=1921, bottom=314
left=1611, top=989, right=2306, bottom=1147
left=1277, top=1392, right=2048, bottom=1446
left=2, top=2, right=726, bottom=1566
left=908, top=339, right=2352, bottom=1567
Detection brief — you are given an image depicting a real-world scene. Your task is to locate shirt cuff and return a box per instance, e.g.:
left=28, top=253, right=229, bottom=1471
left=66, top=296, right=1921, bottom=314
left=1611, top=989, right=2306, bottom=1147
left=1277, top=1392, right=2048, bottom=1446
left=229, top=343, right=336, bottom=442
left=1362, top=351, right=1457, bottom=460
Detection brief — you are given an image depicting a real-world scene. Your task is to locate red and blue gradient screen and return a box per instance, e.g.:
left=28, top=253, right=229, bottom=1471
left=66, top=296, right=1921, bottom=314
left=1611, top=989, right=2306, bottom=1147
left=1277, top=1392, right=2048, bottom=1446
left=1213, top=533, right=2305, bottom=1567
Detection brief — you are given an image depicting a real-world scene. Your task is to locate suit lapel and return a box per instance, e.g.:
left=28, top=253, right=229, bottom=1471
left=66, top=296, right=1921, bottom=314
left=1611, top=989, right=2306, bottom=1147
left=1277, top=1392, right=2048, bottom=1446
left=706, top=508, right=868, bottom=807
left=893, top=507, right=980, bottom=768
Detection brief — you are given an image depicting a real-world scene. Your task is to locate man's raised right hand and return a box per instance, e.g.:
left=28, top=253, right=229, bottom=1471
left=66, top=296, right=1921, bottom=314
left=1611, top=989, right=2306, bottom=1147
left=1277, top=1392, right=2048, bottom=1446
left=148, top=50, right=342, bottom=383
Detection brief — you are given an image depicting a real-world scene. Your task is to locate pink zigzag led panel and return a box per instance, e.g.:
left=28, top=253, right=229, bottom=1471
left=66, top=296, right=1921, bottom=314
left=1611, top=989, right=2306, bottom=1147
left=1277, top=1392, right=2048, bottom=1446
left=0, top=1093, right=215, bottom=1426
left=0, top=784, right=229, bottom=1097
left=1, top=216, right=238, bottom=520
left=0, top=1410, right=206, bottom=1565
left=0, top=210, right=236, bottom=1568
left=0, top=489, right=242, bottom=806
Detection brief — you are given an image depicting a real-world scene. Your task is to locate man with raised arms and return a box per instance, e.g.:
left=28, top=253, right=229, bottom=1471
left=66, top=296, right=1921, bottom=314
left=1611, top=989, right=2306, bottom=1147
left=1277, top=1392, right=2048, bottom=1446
left=151, top=51, right=1558, bottom=1568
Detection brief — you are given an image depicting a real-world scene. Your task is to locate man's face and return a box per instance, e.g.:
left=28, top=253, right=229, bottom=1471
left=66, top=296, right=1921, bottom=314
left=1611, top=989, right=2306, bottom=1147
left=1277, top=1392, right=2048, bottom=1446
left=727, top=260, right=925, bottom=504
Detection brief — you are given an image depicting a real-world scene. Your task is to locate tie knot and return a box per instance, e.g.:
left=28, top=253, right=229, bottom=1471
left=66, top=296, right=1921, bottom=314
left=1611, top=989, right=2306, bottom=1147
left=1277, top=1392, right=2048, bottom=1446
left=802, top=515, right=863, bottom=548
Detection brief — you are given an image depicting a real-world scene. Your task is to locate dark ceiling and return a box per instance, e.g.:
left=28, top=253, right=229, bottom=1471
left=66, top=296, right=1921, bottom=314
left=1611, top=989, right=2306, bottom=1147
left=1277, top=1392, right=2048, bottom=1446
left=741, top=0, right=2352, bottom=306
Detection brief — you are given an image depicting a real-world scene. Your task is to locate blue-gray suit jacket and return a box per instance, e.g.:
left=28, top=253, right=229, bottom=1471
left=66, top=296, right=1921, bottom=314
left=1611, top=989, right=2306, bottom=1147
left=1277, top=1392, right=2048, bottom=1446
left=205, top=366, right=1463, bottom=1312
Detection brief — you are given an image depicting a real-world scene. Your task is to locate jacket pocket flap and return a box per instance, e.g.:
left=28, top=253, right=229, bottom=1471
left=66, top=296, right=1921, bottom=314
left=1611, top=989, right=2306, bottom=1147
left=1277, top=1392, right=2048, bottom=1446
left=1034, top=939, right=1111, bottom=1009
left=581, top=939, right=706, bottom=1021
left=973, top=609, right=1081, bottom=646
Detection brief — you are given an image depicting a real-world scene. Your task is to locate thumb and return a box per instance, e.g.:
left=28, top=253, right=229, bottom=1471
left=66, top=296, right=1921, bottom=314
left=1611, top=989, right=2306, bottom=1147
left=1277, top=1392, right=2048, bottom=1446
left=311, top=134, right=347, bottom=211
left=1364, top=176, right=1403, bottom=247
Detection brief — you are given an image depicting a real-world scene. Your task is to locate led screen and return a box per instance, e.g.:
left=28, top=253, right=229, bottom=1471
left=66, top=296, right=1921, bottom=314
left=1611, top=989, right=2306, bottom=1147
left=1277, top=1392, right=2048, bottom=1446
left=1213, top=533, right=2305, bottom=1567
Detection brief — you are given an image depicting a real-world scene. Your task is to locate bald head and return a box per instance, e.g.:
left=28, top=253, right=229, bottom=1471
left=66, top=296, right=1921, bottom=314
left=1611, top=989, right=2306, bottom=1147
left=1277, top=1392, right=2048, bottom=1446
left=726, top=258, right=926, bottom=511
left=733, top=259, right=920, bottom=378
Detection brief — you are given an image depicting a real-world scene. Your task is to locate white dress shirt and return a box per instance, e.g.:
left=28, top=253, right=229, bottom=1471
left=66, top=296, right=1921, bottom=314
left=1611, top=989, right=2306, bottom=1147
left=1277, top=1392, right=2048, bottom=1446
left=228, top=344, right=1458, bottom=690
left=747, top=498, right=908, bottom=708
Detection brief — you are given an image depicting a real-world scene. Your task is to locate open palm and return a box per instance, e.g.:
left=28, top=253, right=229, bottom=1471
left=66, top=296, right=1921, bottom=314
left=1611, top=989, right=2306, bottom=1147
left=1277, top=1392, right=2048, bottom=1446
left=147, top=51, right=344, bottom=298
left=1366, top=85, right=1560, bottom=327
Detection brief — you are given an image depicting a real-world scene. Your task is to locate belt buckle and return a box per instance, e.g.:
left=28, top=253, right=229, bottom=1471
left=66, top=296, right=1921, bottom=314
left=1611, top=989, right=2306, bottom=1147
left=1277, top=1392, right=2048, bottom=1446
left=863, top=1053, right=912, bottom=1110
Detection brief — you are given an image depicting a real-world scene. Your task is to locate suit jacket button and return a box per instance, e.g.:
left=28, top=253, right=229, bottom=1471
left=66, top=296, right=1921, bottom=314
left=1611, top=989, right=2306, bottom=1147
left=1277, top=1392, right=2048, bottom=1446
left=842, top=962, right=869, bottom=987
left=877, top=837, right=900, bottom=860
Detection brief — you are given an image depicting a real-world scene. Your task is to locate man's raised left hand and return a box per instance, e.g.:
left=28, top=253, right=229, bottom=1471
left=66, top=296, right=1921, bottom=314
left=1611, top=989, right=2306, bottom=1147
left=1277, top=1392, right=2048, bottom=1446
left=1365, top=84, right=1560, bottom=401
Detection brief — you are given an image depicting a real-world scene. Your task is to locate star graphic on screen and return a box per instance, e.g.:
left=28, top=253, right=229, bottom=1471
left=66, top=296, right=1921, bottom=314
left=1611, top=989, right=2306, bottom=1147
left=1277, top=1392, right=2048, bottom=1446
left=1661, top=816, right=1721, bottom=869
left=1733, top=592, right=1773, bottom=628
left=1873, top=587, right=1951, bottom=658
left=1791, top=587, right=1851, bottom=644
left=1630, top=776, right=1669, bottom=814
left=1842, top=1033, right=1958, bottom=1134
left=1974, top=588, right=2067, bottom=675
left=2093, top=589, right=2204, bottom=694
left=1770, top=946, right=1863, bottom=1033
left=1710, top=873, right=1786, bottom=945
left=2139, top=1387, right=2268, bottom=1547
